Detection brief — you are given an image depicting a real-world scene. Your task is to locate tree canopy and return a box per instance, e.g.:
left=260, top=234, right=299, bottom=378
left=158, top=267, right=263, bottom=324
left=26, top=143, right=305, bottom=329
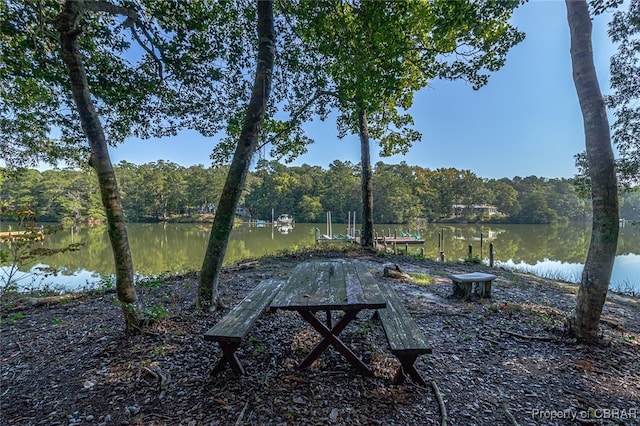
left=286, top=0, right=525, bottom=157
left=604, top=0, right=639, bottom=186
left=0, top=0, right=260, bottom=168
left=575, top=0, right=640, bottom=188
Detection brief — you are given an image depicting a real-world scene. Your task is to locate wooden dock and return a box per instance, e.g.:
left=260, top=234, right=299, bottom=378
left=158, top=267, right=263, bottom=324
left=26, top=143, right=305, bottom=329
left=352, top=236, right=425, bottom=249
left=375, top=236, right=424, bottom=245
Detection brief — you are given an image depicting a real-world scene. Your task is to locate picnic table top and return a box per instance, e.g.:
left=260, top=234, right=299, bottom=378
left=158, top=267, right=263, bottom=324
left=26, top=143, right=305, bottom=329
left=270, top=260, right=387, bottom=311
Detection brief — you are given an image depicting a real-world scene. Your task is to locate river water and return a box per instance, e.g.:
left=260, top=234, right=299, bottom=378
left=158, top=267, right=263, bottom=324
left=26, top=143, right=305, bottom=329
left=2, top=222, right=638, bottom=293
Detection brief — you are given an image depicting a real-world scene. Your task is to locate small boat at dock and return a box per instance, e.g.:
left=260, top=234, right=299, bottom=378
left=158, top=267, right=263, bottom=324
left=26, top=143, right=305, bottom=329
left=276, top=214, right=294, bottom=225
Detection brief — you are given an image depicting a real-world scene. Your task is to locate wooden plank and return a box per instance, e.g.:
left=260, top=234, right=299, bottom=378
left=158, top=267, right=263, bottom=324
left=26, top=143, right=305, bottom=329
left=271, top=262, right=318, bottom=308
left=377, top=283, right=431, bottom=354
left=272, top=261, right=342, bottom=310
left=330, top=261, right=348, bottom=306
left=271, top=260, right=386, bottom=311
left=204, top=279, right=284, bottom=343
left=354, top=262, right=387, bottom=307
left=345, top=269, right=366, bottom=305
left=312, top=261, right=344, bottom=306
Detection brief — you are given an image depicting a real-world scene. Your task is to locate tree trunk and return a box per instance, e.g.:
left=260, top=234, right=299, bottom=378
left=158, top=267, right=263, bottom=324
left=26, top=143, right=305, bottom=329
left=197, top=0, right=275, bottom=310
left=358, top=109, right=375, bottom=248
left=566, top=0, right=619, bottom=342
left=56, top=0, right=142, bottom=331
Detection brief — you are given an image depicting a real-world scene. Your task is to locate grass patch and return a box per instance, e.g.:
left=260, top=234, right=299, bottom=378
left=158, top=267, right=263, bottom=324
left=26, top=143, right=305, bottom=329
left=463, top=255, right=482, bottom=264
left=138, top=274, right=169, bottom=289
left=1, top=311, right=24, bottom=324
left=409, top=273, right=434, bottom=285
left=488, top=301, right=523, bottom=314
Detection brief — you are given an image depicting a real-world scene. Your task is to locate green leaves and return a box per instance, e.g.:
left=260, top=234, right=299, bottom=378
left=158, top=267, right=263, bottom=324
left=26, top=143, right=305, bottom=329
left=0, top=0, right=262, bottom=168
left=605, top=0, right=639, bottom=187
left=282, top=0, right=523, bottom=155
left=573, top=0, right=639, bottom=188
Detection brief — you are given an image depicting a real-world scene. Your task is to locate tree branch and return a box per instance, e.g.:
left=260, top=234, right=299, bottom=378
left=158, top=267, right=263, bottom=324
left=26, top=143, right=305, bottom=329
left=83, top=1, right=163, bottom=79
left=131, top=25, right=164, bottom=80
left=431, top=381, right=448, bottom=426
left=83, top=0, right=137, bottom=27
left=257, top=90, right=342, bottom=151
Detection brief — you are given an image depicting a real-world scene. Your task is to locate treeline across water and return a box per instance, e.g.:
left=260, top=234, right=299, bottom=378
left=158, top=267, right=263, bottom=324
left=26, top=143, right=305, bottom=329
left=1, top=160, right=639, bottom=226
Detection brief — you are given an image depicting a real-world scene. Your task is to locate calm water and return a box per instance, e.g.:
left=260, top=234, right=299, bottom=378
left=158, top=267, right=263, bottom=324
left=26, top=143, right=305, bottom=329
left=2, top=222, right=639, bottom=292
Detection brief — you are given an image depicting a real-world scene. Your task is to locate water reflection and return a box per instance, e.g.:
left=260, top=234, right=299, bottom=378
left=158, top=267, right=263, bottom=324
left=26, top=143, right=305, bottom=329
left=496, top=254, right=640, bottom=293
left=1, top=222, right=638, bottom=292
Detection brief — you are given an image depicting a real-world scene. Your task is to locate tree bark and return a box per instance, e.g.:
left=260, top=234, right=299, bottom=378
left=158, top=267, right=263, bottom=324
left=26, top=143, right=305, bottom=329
left=197, top=0, right=275, bottom=310
left=358, top=109, right=375, bottom=248
left=56, top=0, right=142, bottom=331
left=566, top=0, right=619, bottom=342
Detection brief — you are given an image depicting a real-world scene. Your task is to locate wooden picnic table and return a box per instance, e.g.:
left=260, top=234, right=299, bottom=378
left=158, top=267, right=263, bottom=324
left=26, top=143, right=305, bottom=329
left=206, top=259, right=431, bottom=384
left=270, top=260, right=386, bottom=376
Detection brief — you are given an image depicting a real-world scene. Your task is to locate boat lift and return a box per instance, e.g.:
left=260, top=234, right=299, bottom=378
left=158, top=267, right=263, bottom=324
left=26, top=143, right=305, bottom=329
left=316, top=211, right=357, bottom=242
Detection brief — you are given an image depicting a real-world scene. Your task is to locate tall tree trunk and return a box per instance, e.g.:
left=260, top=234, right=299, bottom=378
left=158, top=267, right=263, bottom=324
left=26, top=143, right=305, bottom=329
left=197, top=0, right=275, bottom=310
left=358, top=109, right=375, bottom=248
left=56, top=0, right=142, bottom=331
left=566, top=0, right=619, bottom=342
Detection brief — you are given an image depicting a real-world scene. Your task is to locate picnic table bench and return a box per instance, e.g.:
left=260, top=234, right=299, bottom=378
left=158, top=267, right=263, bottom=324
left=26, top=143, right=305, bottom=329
left=376, top=282, right=431, bottom=386
left=204, top=278, right=285, bottom=376
left=449, top=272, right=497, bottom=300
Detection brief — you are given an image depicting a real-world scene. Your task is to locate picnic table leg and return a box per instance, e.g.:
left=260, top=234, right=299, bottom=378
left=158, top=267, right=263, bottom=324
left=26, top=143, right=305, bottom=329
left=392, top=353, right=427, bottom=386
left=297, top=310, right=373, bottom=376
left=212, top=342, right=245, bottom=376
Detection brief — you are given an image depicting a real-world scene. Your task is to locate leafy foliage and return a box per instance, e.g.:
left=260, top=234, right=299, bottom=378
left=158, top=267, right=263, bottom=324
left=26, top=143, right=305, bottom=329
left=576, top=0, right=640, bottom=187
left=0, top=0, right=261, bottom=168
left=605, top=0, right=640, bottom=186
left=281, top=0, right=525, bottom=157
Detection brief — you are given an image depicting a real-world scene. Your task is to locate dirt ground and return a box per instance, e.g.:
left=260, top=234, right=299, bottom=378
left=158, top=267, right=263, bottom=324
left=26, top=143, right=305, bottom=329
left=1, top=249, right=639, bottom=426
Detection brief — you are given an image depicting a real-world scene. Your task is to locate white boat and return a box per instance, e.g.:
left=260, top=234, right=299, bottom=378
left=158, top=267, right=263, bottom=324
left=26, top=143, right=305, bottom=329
left=277, top=224, right=294, bottom=234
left=276, top=214, right=294, bottom=225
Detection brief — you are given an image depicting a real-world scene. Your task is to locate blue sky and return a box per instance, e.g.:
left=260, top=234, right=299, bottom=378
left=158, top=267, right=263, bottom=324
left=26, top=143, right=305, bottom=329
left=109, top=0, right=618, bottom=180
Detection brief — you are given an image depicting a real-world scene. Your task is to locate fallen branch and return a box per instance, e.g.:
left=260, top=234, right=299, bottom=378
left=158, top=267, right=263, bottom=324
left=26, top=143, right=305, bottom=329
left=600, top=318, right=624, bottom=331
left=503, top=403, right=520, bottom=426
left=383, top=264, right=411, bottom=280
left=478, top=334, right=500, bottom=345
left=431, top=381, right=448, bottom=426
left=23, top=293, right=86, bottom=306
left=564, top=388, right=601, bottom=409
left=142, top=413, right=180, bottom=422
left=566, top=388, right=629, bottom=425
left=141, top=366, right=171, bottom=389
left=156, top=367, right=171, bottom=389
left=235, top=402, right=249, bottom=426
left=224, top=261, right=260, bottom=272
left=500, top=329, right=556, bottom=342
